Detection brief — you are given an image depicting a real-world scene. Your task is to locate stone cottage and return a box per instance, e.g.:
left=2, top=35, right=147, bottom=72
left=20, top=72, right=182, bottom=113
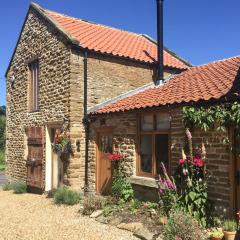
left=5, top=3, right=190, bottom=193
left=88, top=56, right=240, bottom=214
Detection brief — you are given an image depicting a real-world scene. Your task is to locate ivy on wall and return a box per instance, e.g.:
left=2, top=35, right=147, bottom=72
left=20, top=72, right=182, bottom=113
left=182, top=101, right=240, bottom=149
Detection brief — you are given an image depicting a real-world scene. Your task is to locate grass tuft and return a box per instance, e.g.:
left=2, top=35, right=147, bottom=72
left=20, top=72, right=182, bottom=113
left=2, top=182, right=11, bottom=191
left=2, top=181, right=27, bottom=194
left=82, top=194, right=106, bottom=215
left=54, top=187, right=82, bottom=205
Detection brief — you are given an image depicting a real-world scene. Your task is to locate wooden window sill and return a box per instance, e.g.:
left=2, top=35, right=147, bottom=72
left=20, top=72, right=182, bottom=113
left=130, top=176, right=158, bottom=189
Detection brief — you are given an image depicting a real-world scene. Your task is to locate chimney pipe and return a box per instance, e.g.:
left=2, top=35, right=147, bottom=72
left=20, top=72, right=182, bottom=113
left=156, top=0, right=164, bottom=85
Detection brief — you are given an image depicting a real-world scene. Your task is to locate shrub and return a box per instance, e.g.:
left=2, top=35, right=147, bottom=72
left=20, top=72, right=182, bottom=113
left=103, top=206, right=115, bottom=217
left=162, top=209, right=208, bottom=240
left=2, top=182, right=12, bottom=191
left=0, top=150, right=5, bottom=171
left=54, top=187, right=81, bottom=205
left=12, top=182, right=27, bottom=194
left=111, top=174, right=134, bottom=202
left=130, top=199, right=142, bottom=213
left=82, top=194, right=106, bottom=215
left=223, top=219, right=237, bottom=232
left=178, top=179, right=210, bottom=227
left=2, top=182, right=27, bottom=194
left=143, top=201, right=159, bottom=210
left=157, top=163, right=177, bottom=216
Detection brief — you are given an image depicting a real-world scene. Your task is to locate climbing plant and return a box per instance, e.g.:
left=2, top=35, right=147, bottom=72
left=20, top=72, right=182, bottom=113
left=182, top=101, right=240, bottom=148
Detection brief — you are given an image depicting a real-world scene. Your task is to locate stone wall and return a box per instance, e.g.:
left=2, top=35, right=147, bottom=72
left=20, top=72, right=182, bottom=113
left=6, top=7, right=71, bottom=182
left=90, top=107, right=234, bottom=214
left=87, top=54, right=156, bottom=108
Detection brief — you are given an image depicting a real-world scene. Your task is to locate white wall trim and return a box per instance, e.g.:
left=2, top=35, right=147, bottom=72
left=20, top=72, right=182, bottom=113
left=45, top=127, right=52, bottom=191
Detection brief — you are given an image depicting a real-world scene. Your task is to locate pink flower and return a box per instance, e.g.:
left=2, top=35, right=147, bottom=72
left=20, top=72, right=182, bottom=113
left=183, top=168, right=187, bottom=175
left=193, top=156, right=204, bottom=167
left=179, top=159, right=185, bottom=165
left=108, top=152, right=122, bottom=161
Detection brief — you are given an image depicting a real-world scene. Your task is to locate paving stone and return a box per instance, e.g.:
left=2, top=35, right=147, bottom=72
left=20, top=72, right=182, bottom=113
left=133, top=227, right=154, bottom=240
left=117, top=222, right=144, bottom=232
left=90, top=210, right=103, bottom=218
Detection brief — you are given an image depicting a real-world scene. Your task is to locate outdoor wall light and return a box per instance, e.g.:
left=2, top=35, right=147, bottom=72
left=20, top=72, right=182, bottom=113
left=76, top=140, right=80, bottom=152
left=9, top=75, right=15, bottom=88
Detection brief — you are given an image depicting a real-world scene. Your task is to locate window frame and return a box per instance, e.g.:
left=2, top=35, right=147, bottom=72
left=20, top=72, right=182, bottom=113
left=28, top=60, right=40, bottom=112
left=137, top=112, right=171, bottom=178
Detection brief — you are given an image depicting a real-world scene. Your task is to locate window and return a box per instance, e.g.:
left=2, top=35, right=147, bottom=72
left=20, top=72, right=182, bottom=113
left=29, top=61, right=39, bottom=112
left=138, top=113, right=170, bottom=177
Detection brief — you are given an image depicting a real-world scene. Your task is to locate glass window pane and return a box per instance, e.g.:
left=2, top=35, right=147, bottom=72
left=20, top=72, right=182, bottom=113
left=141, top=115, right=154, bottom=131
left=100, top=135, right=112, bottom=153
left=155, top=134, right=169, bottom=174
left=140, top=135, right=152, bottom=173
left=156, top=113, right=170, bottom=131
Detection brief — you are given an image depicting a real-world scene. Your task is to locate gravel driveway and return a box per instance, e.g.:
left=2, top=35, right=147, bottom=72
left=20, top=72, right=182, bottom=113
left=0, top=190, right=137, bottom=240
left=0, top=172, right=7, bottom=186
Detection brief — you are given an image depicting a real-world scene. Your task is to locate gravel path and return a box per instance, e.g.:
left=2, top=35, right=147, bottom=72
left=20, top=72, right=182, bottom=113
left=0, top=190, right=138, bottom=240
left=0, top=172, right=7, bottom=186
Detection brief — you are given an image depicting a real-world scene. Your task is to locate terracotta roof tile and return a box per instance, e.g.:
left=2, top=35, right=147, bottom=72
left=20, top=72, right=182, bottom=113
left=44, top=10, right=190, bottom=69
left=92, top=56, right=240, bottom=114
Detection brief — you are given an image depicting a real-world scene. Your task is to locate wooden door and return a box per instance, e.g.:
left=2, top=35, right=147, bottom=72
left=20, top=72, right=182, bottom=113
left=97, top=131, right=113, bottom=195
left=236, top=133, right=240, bottom=211
left=26, top=127, right=43, bottom=192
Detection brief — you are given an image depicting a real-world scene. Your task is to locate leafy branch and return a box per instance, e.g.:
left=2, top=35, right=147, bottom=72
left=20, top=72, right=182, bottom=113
left=182, top=102, right=240, bottom=148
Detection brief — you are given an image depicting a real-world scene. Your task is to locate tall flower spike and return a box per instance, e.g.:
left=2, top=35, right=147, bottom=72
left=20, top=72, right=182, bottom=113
left=201, top=142, right=206, bottom=160
left=182, top=148, right=187, bottom=160
left=186, top=128, right=193, bottom=162
left=186, top=128, right=192, bottom=140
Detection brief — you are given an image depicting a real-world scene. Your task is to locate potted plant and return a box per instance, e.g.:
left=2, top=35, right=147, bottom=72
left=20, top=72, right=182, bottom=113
left=52, top=129, right=71, bottom=159
left=209, top=230, right=223, bottom=240
left=223, top=219, right=237, bottom=240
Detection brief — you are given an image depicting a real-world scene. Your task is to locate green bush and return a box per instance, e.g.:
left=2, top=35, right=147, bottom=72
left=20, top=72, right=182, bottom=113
left=162, top=209, right=208, bottom=240
left=2, top=182, right=27, bottom=194
left=112, top=174, right=134, bottom=202
left=12, top=182, right=27, bottom=194
left=82, top=194, right=106, bottom=215
left=0, top=115, right=6, bottom=150
left=223, top=219, right=237, bottom=231
left=129, top=199, right=142, bottom=213
left=54, top=187, right=81, bottom=205
left=178, top=180, right=210, bottom=227
left=0, top=150, right=5, bottom=171
left=2, top=182, right=12, bottom=191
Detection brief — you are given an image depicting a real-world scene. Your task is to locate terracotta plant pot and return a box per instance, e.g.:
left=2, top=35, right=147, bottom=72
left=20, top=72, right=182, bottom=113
left=210, top=237, right=222, bottom=240
left=223, top=231, right=236, bottom=240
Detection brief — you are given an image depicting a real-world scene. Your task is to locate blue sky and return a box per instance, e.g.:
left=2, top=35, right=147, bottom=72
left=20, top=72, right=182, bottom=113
left=0, top=0, right=240, bottom=105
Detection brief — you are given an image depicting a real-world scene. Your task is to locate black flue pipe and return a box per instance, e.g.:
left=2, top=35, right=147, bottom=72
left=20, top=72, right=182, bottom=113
left=156, top=0, right=164, bottom=84
left=83, top=50, right=89, bottom=193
